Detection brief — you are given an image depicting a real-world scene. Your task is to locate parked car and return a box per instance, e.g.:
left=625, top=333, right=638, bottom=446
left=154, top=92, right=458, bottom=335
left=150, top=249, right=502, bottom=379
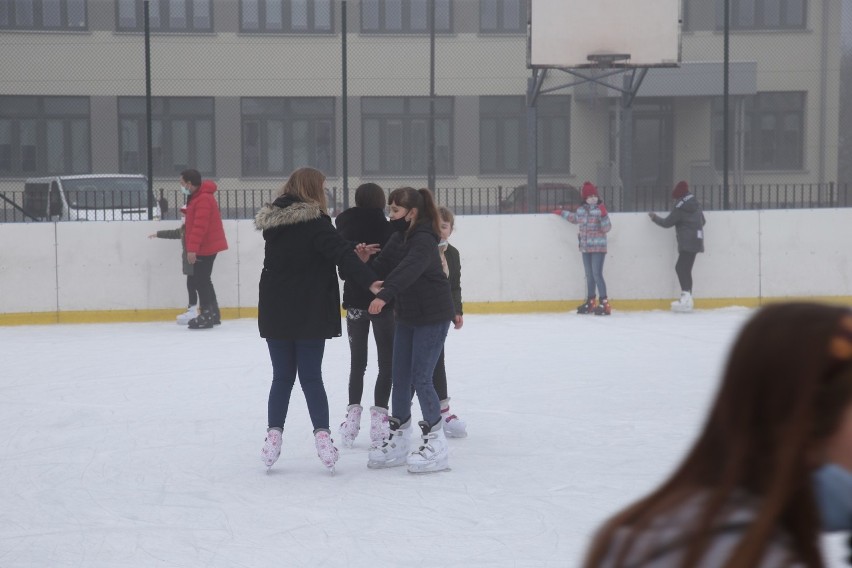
left=499, top=182, right=580, bottom=213
left=23, top=174, right=161, bottom=221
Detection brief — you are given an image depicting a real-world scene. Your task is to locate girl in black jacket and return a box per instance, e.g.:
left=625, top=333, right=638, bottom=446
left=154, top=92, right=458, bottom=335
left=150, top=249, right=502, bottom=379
left=334, top=183, right=396, bottom=449
left=366, top=187, right=455, bottom=474
left=255, top=167, right=380, bottom=474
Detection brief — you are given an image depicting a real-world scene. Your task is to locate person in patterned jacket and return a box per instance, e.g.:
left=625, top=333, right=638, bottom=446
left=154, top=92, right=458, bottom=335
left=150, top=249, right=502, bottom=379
left=553, top=181, right=613, bottom=315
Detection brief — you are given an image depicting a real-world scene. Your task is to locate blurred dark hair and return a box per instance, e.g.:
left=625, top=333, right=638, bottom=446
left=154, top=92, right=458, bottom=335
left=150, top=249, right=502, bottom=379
left=354, top=183, right=386, bottom=209
left=584, top=302, right=852, bottom=568
left=180, top=169, right=201, bottom=187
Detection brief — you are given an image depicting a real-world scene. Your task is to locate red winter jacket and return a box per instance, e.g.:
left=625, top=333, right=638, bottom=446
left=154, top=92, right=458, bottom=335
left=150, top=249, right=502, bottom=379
left=185, top=180, right=228, bottom=256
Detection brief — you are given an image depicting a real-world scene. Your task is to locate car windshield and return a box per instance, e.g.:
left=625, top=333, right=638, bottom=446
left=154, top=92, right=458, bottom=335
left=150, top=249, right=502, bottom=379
left=63, top=178, right=149, bottom=210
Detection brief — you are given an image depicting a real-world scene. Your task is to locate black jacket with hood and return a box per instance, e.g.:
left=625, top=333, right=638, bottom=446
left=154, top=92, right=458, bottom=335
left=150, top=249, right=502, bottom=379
left=372, top=220, right=454, bottom=326
left=334, top=206, right=392, bottom=311
left=652, top=193, right=706, bottom=253
left=255, top=195, right=377, bottom=340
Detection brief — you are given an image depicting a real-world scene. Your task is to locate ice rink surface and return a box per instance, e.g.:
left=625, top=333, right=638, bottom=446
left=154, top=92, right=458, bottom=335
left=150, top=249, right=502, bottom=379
left=0, top=309, right=847, bottom=567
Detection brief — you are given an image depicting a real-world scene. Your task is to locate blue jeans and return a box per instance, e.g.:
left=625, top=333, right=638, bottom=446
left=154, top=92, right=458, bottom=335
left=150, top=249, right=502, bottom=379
left=391, top=320, right=451, bottom=428
left=582, top=252, right=607, bottom=299
left=266, top=338, right=328, bottom=431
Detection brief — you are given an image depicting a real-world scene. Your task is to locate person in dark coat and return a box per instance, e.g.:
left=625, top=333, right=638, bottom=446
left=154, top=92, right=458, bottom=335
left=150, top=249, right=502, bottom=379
left=148, top=206, right=199, bottom=325
left=254, top=167, right=381, bottom=474
left=366, top=187, right=455, bottom=474
left=649, top=181, right=706, bottom=313
left=334, top=183, right=396, bottom=449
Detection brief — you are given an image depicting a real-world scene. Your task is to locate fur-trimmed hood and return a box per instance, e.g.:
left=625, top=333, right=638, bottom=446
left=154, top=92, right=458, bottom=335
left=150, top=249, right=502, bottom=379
left=254, top=195, right=325, bottom=232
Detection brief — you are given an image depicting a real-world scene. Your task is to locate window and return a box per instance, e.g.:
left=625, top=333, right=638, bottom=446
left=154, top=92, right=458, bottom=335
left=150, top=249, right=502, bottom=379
left=240, top=0, right=333, bottom=32
left=241, top=97, right=335, bottom=176
left=715, top=0, right=806, bottom=30
left=0, top=0, right=86, bottom=30
left=0, top=96, right=90, bottom=177
left=479, top=95, right=570, bottom=174
left=361, top=0, right=451, bottom=33
left=361, top=97, right=453, bottom=175
left=713, top=92, right=805, bottom=171
left=479, top=0, right=524, bottom=34
left=116, top=0, right=212, bottom=32
left=118, top=97, right=215, bottom=176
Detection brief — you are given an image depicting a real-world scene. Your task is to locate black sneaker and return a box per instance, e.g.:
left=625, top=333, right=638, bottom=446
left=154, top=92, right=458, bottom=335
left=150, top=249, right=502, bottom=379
left=188, top=311, right=215, bottom=329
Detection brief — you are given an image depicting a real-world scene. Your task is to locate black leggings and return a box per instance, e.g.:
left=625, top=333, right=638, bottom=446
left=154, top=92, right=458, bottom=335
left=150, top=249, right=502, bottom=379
left=345, top=307, right=395, bottom=408
left=675, top=252, right=697, bottom=293
left=186, top=274, right=199, bottom=307
left=193, top=253, right=218, bottom=310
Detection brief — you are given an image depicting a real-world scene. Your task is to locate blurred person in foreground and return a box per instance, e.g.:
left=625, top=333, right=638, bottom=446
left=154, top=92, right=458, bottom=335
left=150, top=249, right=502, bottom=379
left=583, top=302, right=852, bottom=567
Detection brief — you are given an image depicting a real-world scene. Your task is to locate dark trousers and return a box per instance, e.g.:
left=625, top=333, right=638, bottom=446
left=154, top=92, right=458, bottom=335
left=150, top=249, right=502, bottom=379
left=675, top=252, right=697, bottom=292
left=432, top=347, right=448, bottom=401
left=345, top=308, right=395, bottom=408
left=185, top=274, right=199, bottom=307
left=193, top=253, right=218, bottom=311
left=391, top=320, right=450, bottom=428
left=266, top=338, right=329, bottom=431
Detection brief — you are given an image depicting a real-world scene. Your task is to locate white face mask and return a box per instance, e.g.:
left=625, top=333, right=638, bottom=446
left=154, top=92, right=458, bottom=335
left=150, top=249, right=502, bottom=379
left=180, top=185, right=191, bottom=197
left=812, top=463, right=852, bottom=532
left=585, top=196, right=598, bottom=205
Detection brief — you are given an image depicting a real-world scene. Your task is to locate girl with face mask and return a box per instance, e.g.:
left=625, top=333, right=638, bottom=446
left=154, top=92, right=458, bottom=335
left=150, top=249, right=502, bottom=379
left=583, top=302, right=852, bottom=567
left=553, top=181, right=612, bottom=315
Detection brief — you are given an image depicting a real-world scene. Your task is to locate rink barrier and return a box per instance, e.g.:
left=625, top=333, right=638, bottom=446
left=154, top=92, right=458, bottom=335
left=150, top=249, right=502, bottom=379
left=3, top=210, right=852, bottom=325
left=5, top=297, right=852, bottom=326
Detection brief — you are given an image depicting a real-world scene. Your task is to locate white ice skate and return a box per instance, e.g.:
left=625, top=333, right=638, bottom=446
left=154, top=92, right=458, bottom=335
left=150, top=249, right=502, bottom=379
left=369, top=405, right=390, bottom=447
left=671, top=291, right=694, bottom=313
left=367, top=417, right=410, bottom=469
left=407, top=420, right=449, bottom=474
left=314, top=429, right=339, bottom=474
left=261, top=428, right=282, bottom=471
left=338, top=404, right=362, bottom=449
left=176, top=305, right=199, bottom=325
left=440, top=398, right=467, bottom=438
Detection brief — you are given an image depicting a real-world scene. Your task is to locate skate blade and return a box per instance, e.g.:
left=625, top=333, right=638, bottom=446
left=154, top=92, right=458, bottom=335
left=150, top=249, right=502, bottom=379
left=367, top=457, right=408, bottom=469
left=408, top=466, right=451, bottom=475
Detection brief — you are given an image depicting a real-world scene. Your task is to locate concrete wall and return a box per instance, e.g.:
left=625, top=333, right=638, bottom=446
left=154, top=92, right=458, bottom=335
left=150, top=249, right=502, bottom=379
left=1, top=208, right=851, bottom=323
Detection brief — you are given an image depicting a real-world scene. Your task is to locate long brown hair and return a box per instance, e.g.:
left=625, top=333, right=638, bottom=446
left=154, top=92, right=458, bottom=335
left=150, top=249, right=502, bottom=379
left=584, top=302, right=852, bottom=568
left=279, top=167, right=328, bottom=213
left=387, top=186, right=442, bottom=238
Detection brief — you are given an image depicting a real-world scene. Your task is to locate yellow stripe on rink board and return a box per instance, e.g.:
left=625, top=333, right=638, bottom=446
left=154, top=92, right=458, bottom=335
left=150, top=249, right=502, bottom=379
left=2, top=297, right=852, bottom=326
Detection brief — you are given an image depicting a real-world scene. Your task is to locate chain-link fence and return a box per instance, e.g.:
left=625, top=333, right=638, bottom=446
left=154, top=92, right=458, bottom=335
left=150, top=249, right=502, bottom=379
left=1, top=0, right=850, bottom=220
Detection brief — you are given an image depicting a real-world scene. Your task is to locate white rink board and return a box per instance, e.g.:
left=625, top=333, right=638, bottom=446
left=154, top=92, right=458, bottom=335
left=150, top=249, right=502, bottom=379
left=530, top=0, right=680, bottom=68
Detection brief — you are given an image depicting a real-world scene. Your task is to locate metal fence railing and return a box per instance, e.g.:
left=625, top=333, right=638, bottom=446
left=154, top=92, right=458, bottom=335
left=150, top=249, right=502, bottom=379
left=1, top=182, right=851, bottom=223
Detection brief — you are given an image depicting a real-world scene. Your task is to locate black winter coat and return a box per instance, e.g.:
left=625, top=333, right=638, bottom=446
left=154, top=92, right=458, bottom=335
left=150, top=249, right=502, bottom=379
left=652, top=194, right=706, bottom=253
left=334, top=206, right=392, bottom=310
left=444, top=243, right=463, bottom=315
left=372, top=222, right=454, bottom=326
left=255, top=195, right=377, bottom=340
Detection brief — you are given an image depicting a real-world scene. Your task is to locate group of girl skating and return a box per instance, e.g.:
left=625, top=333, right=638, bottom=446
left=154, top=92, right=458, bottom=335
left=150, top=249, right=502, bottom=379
left=254, top=168, right=465, bottom=475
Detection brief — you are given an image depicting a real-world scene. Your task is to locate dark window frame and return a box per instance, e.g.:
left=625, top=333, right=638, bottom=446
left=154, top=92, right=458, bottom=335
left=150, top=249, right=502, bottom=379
left=240, top=97, right=337, bottom=177
left=360, top=0, right=452, bottom=34
left=0, top=96, right=91, bottom=177
left=360, top=96, right=454, bottom=176
left=0, top=0, right=88, bottom=30
left=716, top=0, right=807, bottom=31
left=118, top=96, right=216, bottom=177
left=239, top=0, right=335, bottom=34
left=116, top=0, right=213, bottom=32
left=479, top=95, right=570, bottom=175
left=479, top=0, right=525, bottom=34
left=713, top=91, right=806, bottom=171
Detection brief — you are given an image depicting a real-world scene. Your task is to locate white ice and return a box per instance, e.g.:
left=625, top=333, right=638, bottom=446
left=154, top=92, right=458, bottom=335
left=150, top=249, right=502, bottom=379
left=0, top=309, right=847, bottom=567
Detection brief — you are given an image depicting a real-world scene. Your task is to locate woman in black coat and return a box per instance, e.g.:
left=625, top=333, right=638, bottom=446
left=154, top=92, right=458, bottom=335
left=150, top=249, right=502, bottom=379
left=255, top=167, right=380, bottom=474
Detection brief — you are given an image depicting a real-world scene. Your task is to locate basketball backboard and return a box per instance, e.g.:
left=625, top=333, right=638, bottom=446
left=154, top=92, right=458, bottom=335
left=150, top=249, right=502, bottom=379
left=529, top=0, right=681, bottom=69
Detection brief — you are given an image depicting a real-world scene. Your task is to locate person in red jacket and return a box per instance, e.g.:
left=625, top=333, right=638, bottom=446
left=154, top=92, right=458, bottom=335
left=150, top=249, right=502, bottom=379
left=180, top=168, right=229, bottom=329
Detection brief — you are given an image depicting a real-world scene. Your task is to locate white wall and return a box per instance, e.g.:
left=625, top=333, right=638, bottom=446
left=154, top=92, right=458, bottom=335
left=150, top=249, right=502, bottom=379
left=1, top=209, right=850, bottom=316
